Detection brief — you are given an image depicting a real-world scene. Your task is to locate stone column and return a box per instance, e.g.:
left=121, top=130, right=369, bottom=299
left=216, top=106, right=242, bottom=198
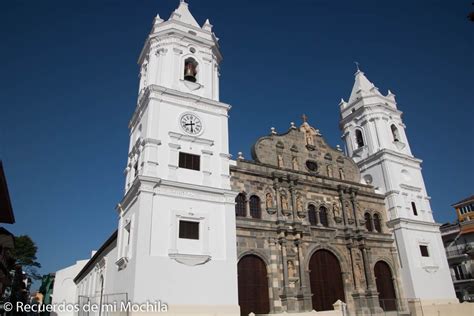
left=245, top=194, right=251, bottom=219
left=315, top=207, right=322, bottom=227
left=362, top=246, right=383, bottom=314
left=338, top=185, right=348, bottom=226
left=349, top=188, right=360, bottom=230
left=288, top=183, right=296, bottom=222
left=279, top=237, right=289, bottom=310
left=273, top=179, right=281, bottom=222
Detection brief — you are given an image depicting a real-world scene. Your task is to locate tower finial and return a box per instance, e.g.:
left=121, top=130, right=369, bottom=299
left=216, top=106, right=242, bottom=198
left=302, top=114, right=308, bottom=123
left=354, top=61, right=360, bottom=72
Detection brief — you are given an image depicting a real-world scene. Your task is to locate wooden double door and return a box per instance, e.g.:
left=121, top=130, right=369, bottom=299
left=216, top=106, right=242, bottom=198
left=309, top=250, right=346, bottom=311
left=237, top=255, right=270, bottom=316
left=374, top=261, right=397, bottom=311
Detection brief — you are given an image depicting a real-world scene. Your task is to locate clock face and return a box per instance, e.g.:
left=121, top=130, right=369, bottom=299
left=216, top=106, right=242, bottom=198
left=180, top=113, right=203, bottom=135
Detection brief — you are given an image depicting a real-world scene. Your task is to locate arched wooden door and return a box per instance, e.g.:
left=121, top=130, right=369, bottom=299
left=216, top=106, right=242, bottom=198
left=238, top=255, right=270, bottom=316
left=374, top=261, right=397, bottom=311
left=309, top=250, right=345, bottom=311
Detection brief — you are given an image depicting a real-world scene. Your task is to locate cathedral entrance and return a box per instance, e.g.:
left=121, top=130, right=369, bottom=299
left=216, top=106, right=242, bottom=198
left=374, top=261, right=397, bottom=311
left=309, top=250, right=345, bottom=311
left=237, top=255, right=270, bottom=316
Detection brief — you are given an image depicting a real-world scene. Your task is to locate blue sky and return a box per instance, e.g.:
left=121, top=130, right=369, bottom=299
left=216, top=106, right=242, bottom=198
left=1, top=0, right=472, bottom=280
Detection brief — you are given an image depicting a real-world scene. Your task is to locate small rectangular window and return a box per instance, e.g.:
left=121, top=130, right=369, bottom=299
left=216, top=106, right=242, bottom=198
left=411, top=202, right=418, bottom=216
left=420, top=245, right=429, bottom=257
left=179, top=220, right=199, bottom=240
left=125, top=223, right=131, bottom=245
left=179, top=152, right=200, bottom=171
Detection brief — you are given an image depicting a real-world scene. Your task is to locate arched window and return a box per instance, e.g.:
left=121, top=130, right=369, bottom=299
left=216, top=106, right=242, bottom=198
left=355, top=129, right=365, bottom=148
left=235, top=193, right=246, bottom=217
left=249, top=195, right=262, bottom=219
left=319, top=206, right=329, bottom=227
left=308, top=204, right=317, bottom=226
left=184, top=58, right=198, bottom=83
left=411, top=202, right=418, bottom=216
left=391, top=124, right=400, bottom=142
left=365, top=213, right=373, bottom=231
left=373, top=213, right=382, bottom=233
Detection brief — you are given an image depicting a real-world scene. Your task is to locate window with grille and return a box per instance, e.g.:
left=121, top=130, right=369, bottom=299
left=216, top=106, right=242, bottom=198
left=319, top=206, right=329, bottom=227
left=308, top=204, right=317, bottom=226
left=249, top=195, right=261, bottom=219
left=179, top=152, right=200, bottom=171
left=235, top=193, right=246, bottom=217
left=179, top=220, right=199, bottom=240
left=373, top=213, right=382, bottom=233
left=365, top=213, right=373, bottom=232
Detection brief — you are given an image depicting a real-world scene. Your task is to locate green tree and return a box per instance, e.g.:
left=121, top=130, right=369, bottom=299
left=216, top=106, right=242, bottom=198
left=12, top=235, right=41, bottom=280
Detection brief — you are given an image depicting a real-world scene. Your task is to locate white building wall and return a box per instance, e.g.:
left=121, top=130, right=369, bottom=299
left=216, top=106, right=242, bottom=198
left=52, top=259, right=88, bottom=316
left=340, top=70, right=457, bottom=304
left=74, top=2, right=241, bottom=315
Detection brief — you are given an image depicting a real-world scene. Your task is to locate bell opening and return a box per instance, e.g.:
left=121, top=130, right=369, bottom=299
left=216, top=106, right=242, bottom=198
left=184, top=58, right=198, bottom=83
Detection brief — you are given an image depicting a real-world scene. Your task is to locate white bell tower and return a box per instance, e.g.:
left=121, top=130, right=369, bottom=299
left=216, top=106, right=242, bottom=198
left=339, top=69, right=457, bottom=305
left=116, top=1, right=240, bottom=314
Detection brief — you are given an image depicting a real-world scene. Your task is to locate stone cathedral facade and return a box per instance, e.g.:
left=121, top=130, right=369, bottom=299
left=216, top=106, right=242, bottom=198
left=231, top=120, right=405, bottom=315
left=56, top=2, right=461, bottom=316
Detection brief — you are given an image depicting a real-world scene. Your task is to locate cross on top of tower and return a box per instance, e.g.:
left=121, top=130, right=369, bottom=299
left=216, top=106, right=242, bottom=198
left=302, top=114, right=308, bottom=123
left=354, top=61, right=361, bottom=72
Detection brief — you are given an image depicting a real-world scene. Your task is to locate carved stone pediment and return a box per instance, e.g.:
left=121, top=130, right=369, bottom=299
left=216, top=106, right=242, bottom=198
left=249, top=121, right=361, bottom=182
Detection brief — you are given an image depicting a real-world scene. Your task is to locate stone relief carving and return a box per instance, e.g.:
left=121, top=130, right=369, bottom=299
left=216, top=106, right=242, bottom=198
left=277, top=154, right=284, bottom=168
left=281, top=194, right=289, bottom=210
left=292, top=156, right=299, bottom=170
left=327, top=165, right=333, bottom=178
left=296, top=195, right=303, bottom=212
left=266, top=192, right=273, bottom=209
left=288, top=260, right=295, bottom=278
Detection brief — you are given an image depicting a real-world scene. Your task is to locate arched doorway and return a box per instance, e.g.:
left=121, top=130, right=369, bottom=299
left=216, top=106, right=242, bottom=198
left=309, top=250, right=345, bottom=311
left=238, top=255, right=270, bottom=316
left=374, top=261, right=397, bottom=311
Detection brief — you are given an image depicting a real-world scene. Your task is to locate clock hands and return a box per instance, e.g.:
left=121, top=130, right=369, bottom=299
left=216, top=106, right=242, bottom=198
left=184, top=121, right=195, bottom=133
left=181, top=114, right=201, bottom=134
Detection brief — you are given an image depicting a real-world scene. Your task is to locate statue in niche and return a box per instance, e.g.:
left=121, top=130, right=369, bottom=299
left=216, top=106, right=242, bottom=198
left=327, top=165, right=333, bottom=178
left=354, top=252, right=365, bottom=288
left=339, top=168, right=345, bottom=180
left=355, top=262, right=364, bottom=287
left=288, top=260, right=295, bottom=278
left=355, top=201, right=362, bottom=219
left=281, top=194, right=289, bottom=210
left=305, top=131, right=314, bottom=146
left=333, top=201, right=341, bottom=217
left=266, top=193, right=273, bottom=209
left=296, top=195, right=303, bottom=212
left=277, top=154, right=284, bottom=168
left=292, top=156, right=299, bottom=170
left=345, top=200, right=352, bottom=219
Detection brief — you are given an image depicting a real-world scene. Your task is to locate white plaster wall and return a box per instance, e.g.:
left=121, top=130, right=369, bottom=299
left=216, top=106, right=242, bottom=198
left=52, top=260, right=88, bottom=316
left=128, top=186, right=238, bottom=305
left=341, top=74, right=457, bottom=302
left=395, top=224, right=455, bottom=299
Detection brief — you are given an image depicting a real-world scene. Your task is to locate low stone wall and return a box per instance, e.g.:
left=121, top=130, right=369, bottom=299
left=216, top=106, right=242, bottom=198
left=408, top=300, right=474, bottom=316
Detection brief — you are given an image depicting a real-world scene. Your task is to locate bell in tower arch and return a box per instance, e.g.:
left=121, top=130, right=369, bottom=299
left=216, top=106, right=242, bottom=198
left=184, top=58, right=198, bottom=83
